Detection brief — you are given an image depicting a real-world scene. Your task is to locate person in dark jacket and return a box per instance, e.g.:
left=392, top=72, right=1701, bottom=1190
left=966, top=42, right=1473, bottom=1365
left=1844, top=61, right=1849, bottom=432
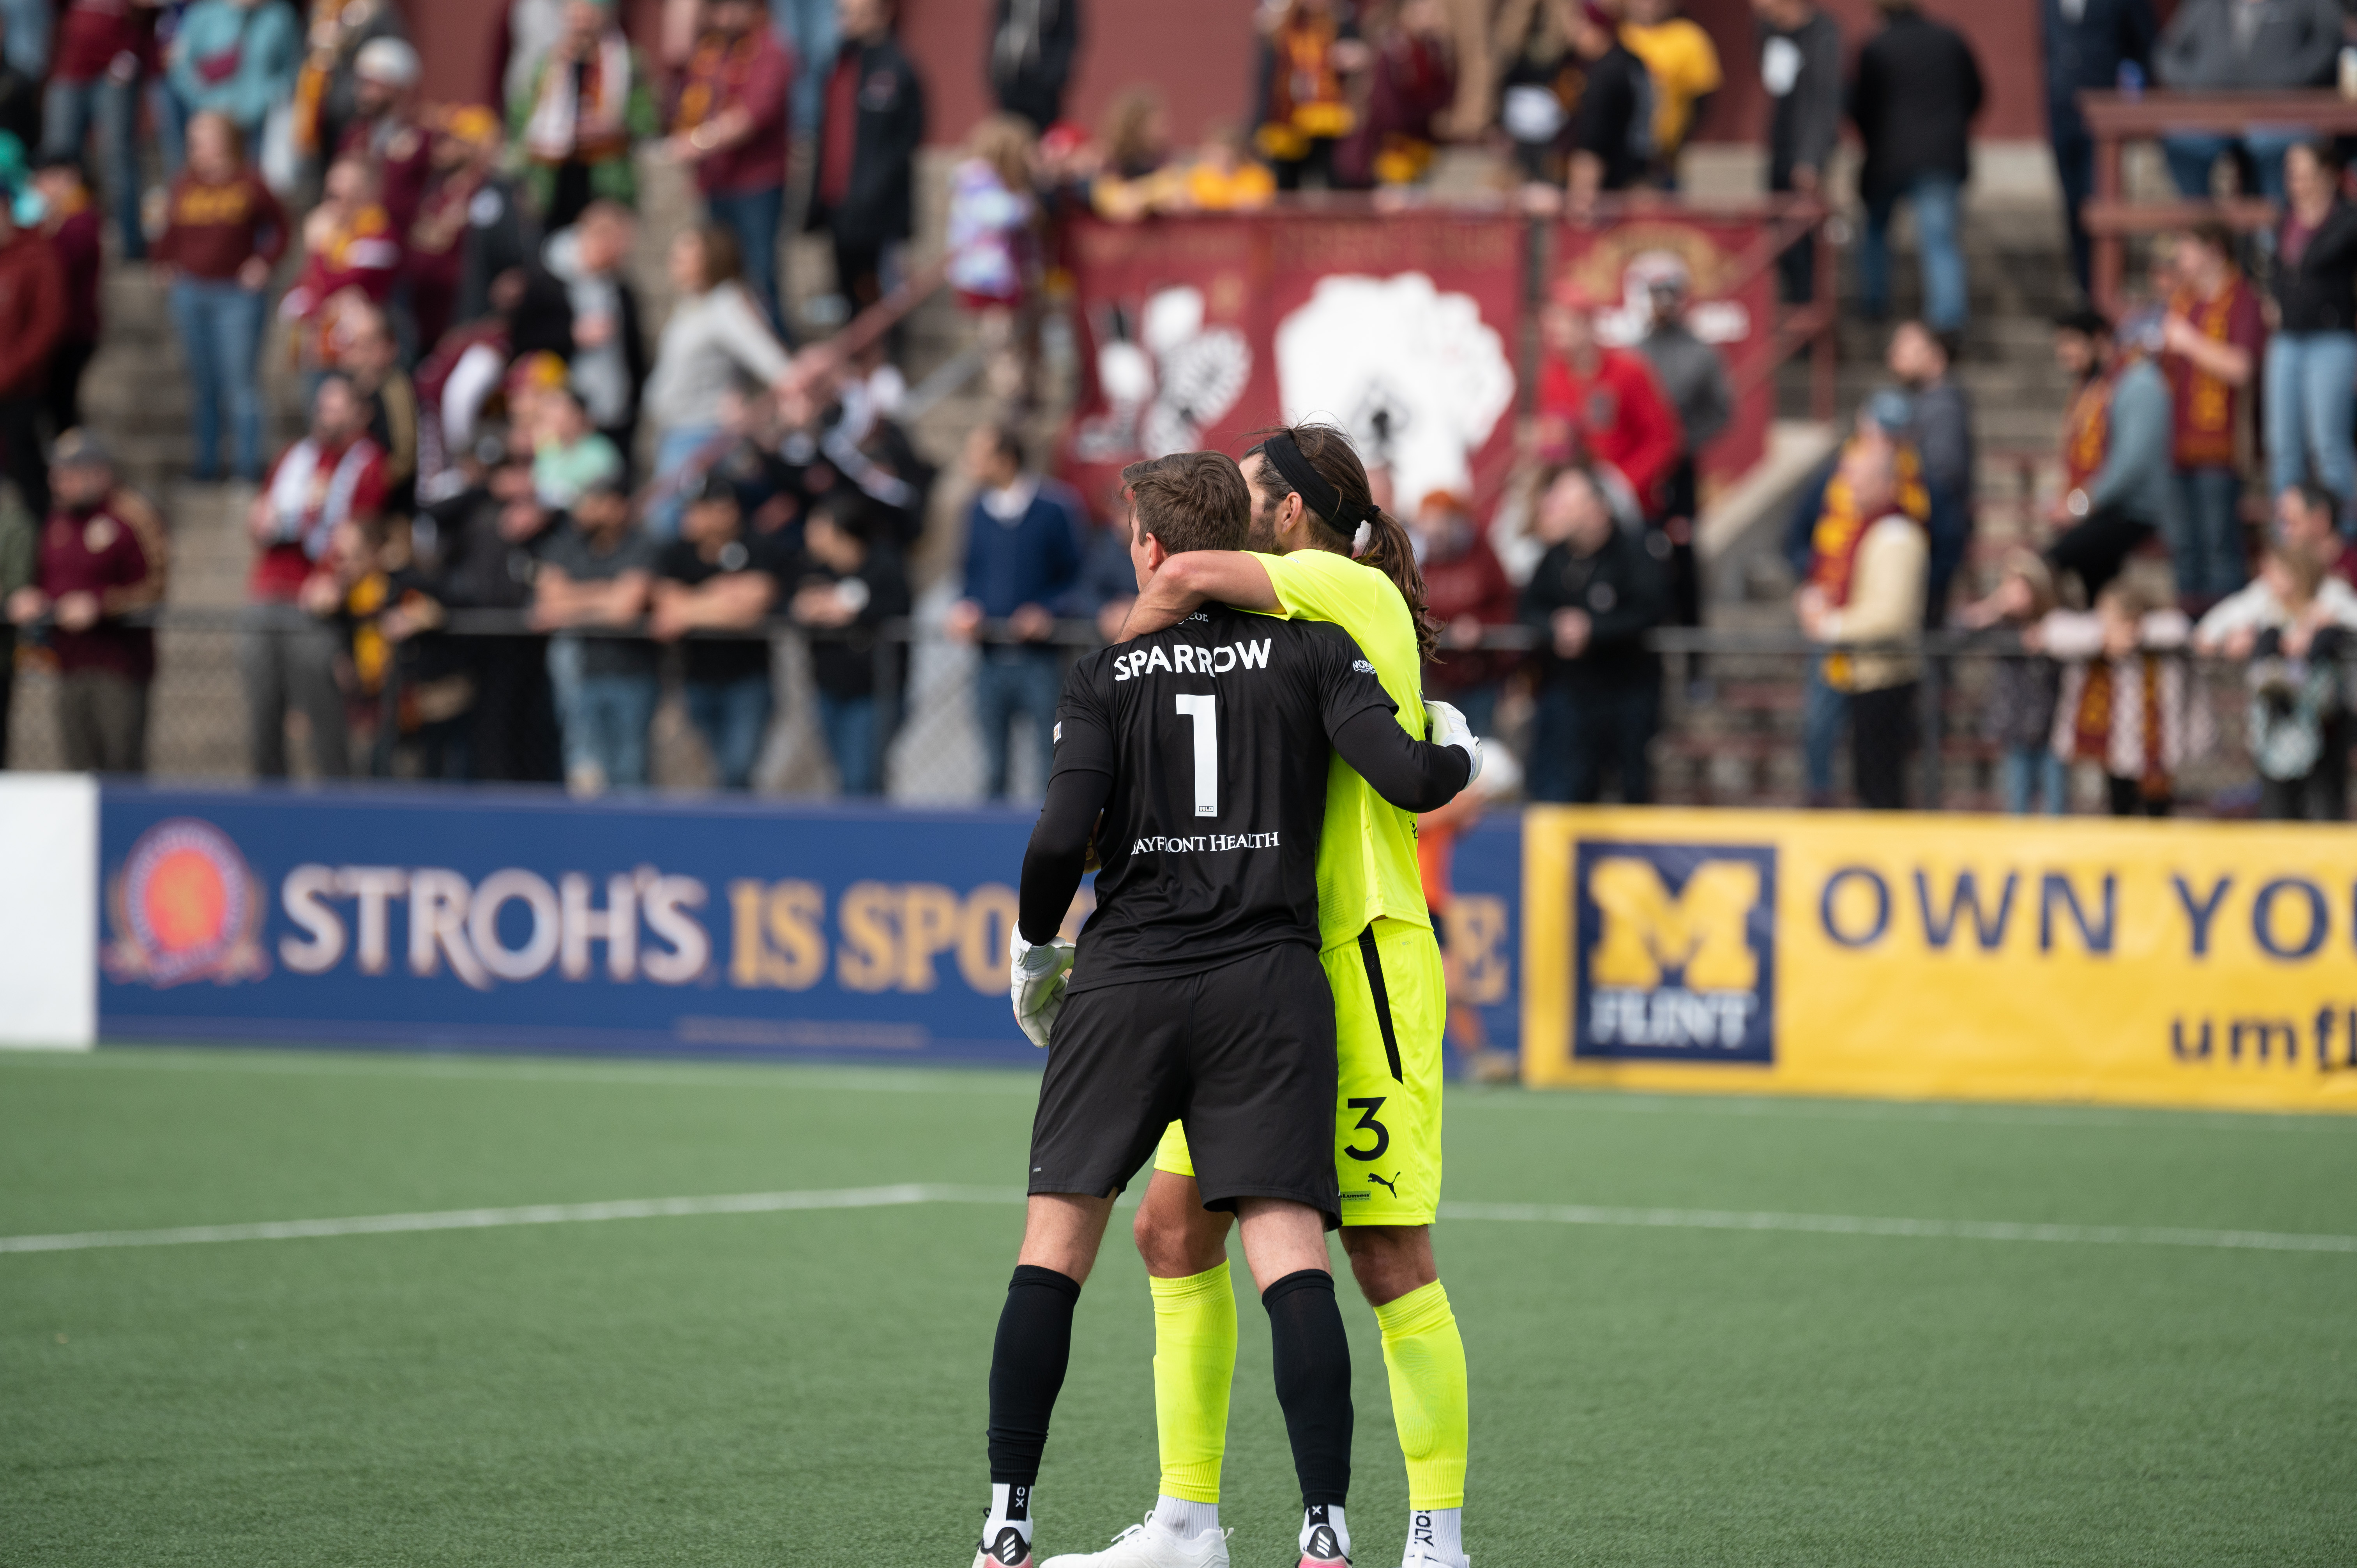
left=2154, top=0, right=2341, bottom=200
left=2043, top=0, right=2156, bottom=298
left=1753, top=0, right=1841, bottom=303
left=1521, top=463, right=1669, bottom=803
left=1564, top=0, right=1650, bottom=212
left=509, top=203, right=648, bottom=465
left=790, top=490, right=909, bottom=795
left=806, top=0, right=924, bottom=320
left=987, top=0, right=1078, bottom=132
left=1633, top=252, right=1732, bottom=630
left=2265, top=140, right=2357, bottom=521
left=1849, top=0, right=1982, bottom=334
left=424, top=442, right=563, bottom=782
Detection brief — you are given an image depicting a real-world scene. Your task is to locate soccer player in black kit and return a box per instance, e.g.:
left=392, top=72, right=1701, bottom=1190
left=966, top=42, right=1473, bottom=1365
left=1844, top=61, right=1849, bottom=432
left=971, top=452, right=1480, bottom=1568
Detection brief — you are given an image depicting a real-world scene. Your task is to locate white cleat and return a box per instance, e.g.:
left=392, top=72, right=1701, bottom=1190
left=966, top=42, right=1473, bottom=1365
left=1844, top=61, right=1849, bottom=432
left=1040, top=1515, right=1232, bottom=1568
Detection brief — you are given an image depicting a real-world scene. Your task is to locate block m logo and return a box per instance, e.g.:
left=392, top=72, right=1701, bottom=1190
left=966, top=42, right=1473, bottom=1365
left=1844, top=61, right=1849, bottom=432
left=1573, top=841, right=1777, bottom=1063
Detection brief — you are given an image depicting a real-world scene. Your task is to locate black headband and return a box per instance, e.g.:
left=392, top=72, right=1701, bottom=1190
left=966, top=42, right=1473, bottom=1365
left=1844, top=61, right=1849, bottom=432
left=1258, top=432, right=1374, bottom=535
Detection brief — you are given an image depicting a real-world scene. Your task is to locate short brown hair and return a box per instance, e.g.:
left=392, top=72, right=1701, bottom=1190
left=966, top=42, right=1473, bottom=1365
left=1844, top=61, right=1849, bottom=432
left=1122, top=452, right=1249, bottom=554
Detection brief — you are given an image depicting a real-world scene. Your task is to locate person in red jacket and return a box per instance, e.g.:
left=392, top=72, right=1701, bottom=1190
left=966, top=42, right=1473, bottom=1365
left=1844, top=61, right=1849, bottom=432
left=6, top=430, right=168, bottom=772
left=1410, top=487, right=1521, bottom=737
left=1535, top=282, right=1684, bottom=518
left=0, top=192, right=64, bottom=519
left=281, top=155, right=402, bottom=375
left=663, top=0, right=795, bottom=335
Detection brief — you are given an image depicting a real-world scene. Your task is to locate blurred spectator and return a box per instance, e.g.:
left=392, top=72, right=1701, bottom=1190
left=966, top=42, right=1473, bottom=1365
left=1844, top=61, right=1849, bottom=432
left=2265, top=141, right=2357, bottom=523
left=1620, top=0, right=1720, bottom=189
left=42, top=0, right=151, bottom=257
left=340, top=37, right=428, bottom=232
left=513, top=0, right=656, bottom=230
left=2194, top=481, right=2357, bottom=650
left=2154, top=0, right=2339, bottom=200
left=1181, top=124, right=1276, bottom=211
left=807, top=0, right=923, bottom=319
left=988, top=0, right=1079, bottom=132
left=1794, top=435, right=1927, bottom=810
left=1783, top=410, right=1928, bottom=803
left=308, top=514, right=473, bottom=776
left=0, top=180, right=63, bottom=519
left=155, top=109, right=286, bottom=483
left=493, top=0, right=569, bottom=128
left=1520, top=464, right=1668, bottom=803
left=1058, top=506, right=1141, bottom=641
left=2161, top=224, right=2262, bottom=602
left=533, top=476, right=657, bottom=793
left=2045, top=305, right=2174, bottom=603
left=1885, top=321, right=1972, bottom=620
left=665, top=0, right=795, bottom=335
left=792, top=492, right=908, bottom=794
left=1254, top=0, right=1368, bottom=191
left=1536, top=284, right=1682, bottom=519
left=1752, top=0, right=1840, bottom=302
left=281, top=155, right=401, bottom=376
left=405, top=105, right=528, bottom=353
left=531, top=385, right=624, bottom=509
left=1091, top=88, right=1178, bottom=219
left=291, top=0, right=406, bottom=181
left=772, top=0, right=834, bottom=138
left=1493, top=0, right=1578, bottom=186
left=1562, top=0, right=1649, bottom=214
left=247, top=375, right=385, bottom=777
left=650, top=472, right=784, bottom=790
left=1631, top=252, right=1732, bottom=628
left=946, top=115, right=1037, bottom=409
left=0, top=10, right=39, bottom=152
left=343, top=305, right=420, bottom=510
left=1958, top=548, right=2066, bottom=814
left=947, top=423, right=1083, bottom=799
left=1848, top=0, right=1983, bottom=334
left=2039, top=579, right=2194, bottom=816
left=166, top=0, right=302, bottom=153
left=2042, top=0, right=2155, bottom=297
left=1336, top=0, right=1454, bottom=190
left=0, top=468, right=28, bottom=760
left=31, top=157, right=101, bottom=441
left=513, top=201, right=647, bottom=461
left=425, top=442, right=564, bottom=781
left=643, top=221, right=794, bottom=534
left=2240, top=543, right=2348, bottom=820
left=1410, top=487, right=1519, bottom=738
left=6, top=432, right=166, bottom=772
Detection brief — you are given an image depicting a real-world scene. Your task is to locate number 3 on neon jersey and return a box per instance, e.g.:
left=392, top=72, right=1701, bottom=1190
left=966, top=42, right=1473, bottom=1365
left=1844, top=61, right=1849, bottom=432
left=1174, top=694, right=1217, bottom=818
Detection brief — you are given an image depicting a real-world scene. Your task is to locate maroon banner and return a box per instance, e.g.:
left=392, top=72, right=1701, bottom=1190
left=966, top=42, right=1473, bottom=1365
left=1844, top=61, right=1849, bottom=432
left=1551, top=215, right=1776, bottom=487
left=1060, top=211, right=1526, bottom=523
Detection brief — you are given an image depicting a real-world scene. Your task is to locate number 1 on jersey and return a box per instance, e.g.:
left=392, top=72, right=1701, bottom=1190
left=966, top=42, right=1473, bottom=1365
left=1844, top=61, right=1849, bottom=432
left=1174, top=694, right=1217, bottom=818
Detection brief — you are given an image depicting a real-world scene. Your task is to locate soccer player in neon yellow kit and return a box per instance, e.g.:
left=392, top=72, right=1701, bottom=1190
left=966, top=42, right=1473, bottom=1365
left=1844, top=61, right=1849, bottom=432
left=1046, top=426, right=1473, bottom=1568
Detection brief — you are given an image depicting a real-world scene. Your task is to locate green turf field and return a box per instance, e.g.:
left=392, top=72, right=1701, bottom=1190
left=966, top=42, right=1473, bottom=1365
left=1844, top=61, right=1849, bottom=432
left=3, top=1047, right=2353, bottom=1567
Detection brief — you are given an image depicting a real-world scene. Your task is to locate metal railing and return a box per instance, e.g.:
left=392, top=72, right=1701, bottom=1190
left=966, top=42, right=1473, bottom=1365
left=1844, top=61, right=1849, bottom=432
left=2, top=611, right=2326, bottom=816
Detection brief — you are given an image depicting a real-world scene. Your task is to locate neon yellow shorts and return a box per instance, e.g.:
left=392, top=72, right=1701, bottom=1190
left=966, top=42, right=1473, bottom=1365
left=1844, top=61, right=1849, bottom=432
left=1154, top=916, right=1444, bottom=1226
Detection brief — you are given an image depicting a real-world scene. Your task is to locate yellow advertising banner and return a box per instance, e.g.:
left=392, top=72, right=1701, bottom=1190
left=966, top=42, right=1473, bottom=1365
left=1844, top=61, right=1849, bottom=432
left=1521, top=807, right=2357, bottom=1112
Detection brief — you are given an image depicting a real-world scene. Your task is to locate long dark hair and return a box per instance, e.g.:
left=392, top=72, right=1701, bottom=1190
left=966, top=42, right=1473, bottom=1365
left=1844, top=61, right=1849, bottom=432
left=1245, top=422, right=1440, bottom=664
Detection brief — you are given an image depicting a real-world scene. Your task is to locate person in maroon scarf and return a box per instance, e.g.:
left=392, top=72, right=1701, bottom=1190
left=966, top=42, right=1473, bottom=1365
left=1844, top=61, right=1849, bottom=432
left=664, top=0, right=793, bottom=335
left=6, top=431, right=168, bottom=773
left=337, top=36, right=430, bottom=233
left=804, top=0, right=922, bottom=323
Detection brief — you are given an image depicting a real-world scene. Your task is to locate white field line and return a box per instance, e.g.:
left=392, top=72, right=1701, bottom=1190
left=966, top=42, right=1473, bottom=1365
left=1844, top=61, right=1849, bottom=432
left=5, top=1186, right=2354, bottom=1257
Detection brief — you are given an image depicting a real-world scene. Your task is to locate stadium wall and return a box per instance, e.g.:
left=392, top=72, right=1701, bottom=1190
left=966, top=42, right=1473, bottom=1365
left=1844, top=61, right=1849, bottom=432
left=5, top=780, right=2349, bottom=1116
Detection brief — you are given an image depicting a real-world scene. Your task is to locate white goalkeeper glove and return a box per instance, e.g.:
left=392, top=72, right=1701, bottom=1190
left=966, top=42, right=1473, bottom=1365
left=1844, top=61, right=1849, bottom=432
left=1425, top=699, right=1483, bottom=785
left=1009, top=927, right=1076, bottom=1050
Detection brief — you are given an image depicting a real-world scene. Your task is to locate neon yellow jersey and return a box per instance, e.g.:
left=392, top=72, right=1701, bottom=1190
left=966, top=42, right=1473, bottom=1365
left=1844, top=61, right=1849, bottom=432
left=1250, top=548, right=1431, bottom=951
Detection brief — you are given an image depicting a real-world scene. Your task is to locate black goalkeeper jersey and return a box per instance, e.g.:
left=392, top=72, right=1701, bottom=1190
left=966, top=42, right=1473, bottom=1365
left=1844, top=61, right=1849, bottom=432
left=1049, top=607, right=1399, bottom=993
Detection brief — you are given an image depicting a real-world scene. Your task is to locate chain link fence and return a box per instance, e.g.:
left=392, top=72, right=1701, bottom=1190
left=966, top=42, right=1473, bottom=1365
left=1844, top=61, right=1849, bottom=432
left=0, top=610, right=2325, bottom=816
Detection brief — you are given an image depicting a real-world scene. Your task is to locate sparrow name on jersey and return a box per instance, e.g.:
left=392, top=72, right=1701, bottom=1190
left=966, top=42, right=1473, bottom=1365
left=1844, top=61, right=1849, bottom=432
left=1111, top=639, right=1274, bottom=682
left=1133, top=831, right=1281, bottom=854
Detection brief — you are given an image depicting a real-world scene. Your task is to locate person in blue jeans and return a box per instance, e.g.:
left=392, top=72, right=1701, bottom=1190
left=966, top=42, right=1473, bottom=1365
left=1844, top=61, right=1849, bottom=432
left=791, top=493, right=909, bottom=796
left=1847, top=0, right=1983, bottom=332
left=41, top=0, right=151, bottom=256
left=649, top=473, right=785, bottom=791
left=532, top=478, right=660, bottom=793
left=154, top=111, right=285, bottom=481
left=2265, top=141, right=2357, bottom=522
left=946, top=423, right=1083, bottom=798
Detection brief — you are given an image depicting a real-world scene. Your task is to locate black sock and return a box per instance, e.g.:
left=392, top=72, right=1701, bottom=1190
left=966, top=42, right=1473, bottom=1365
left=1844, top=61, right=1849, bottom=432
left=1263, top=1268, right=1352, bottom=1508
left=987, top=1264, right=1082, bottom=1486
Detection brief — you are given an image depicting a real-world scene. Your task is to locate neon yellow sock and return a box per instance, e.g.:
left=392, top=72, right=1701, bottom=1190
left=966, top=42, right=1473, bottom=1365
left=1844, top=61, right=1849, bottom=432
left=1149, top=1261, right=1237, bottom=1504
left=1375, top=1279, right=1469, bottom=1509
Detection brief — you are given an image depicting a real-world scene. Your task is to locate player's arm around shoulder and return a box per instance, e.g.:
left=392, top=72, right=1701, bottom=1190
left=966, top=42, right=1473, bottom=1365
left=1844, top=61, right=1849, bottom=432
left=1308, top=624, right=1477, bottom=814
left=1115, top=551, right=1279, bottom=639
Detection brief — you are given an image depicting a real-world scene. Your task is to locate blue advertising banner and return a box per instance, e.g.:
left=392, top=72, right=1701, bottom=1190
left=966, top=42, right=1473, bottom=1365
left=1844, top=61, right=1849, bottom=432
left=96, top=786, right=1523, bottom=1065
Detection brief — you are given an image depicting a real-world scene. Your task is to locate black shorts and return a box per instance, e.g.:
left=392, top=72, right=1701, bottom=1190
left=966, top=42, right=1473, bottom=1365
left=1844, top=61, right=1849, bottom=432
left=1029, top=943, right=1340, bottom=1224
